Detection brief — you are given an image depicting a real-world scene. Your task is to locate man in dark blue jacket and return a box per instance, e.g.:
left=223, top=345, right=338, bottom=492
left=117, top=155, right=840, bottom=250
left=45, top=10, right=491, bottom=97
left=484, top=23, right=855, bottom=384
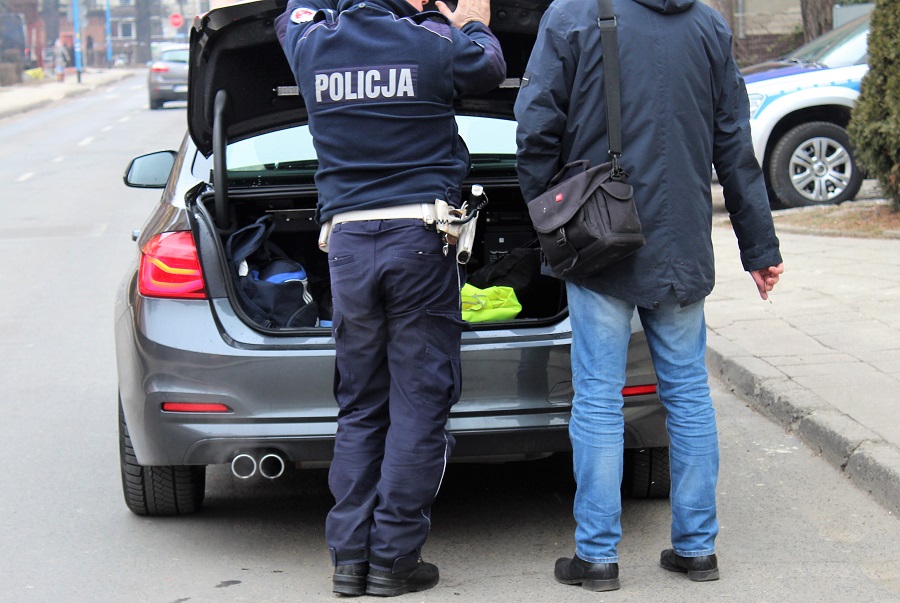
left=278, top=0, right=505, bottom=596
left=515, top=0, right=783, bottom=591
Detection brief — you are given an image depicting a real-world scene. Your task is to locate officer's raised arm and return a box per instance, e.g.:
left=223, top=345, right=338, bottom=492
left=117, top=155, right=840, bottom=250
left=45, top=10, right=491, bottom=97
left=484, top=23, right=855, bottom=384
left=435, top=0, right=491, bottom=28
left=437, top=0, right=506, bottom=95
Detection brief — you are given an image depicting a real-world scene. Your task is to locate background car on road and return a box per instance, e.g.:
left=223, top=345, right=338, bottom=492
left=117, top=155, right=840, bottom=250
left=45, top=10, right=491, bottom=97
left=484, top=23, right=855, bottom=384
left=147, top=43, right=189, bottom=110
left=118, top=0, right=669, bottom=516
left=743, top=15, right=870, bottom=208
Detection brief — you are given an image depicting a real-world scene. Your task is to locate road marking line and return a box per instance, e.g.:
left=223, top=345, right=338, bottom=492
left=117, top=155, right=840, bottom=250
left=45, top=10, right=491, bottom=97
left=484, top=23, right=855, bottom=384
left=102, top=125, right=113, bottom=132
left=52, top=156, right=64, bottom=163
left=78, top=137, right=94, bottom=147
left=119, top=116, right=130, bottom=123
left=17, top=172, right=34, bottom=182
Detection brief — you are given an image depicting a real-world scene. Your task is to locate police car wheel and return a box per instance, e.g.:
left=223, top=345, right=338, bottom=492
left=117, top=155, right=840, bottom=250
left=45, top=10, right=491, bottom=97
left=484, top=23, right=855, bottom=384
left=768, top=121, right=864, bottom=208
left=118, top=396, right=206, bottom=516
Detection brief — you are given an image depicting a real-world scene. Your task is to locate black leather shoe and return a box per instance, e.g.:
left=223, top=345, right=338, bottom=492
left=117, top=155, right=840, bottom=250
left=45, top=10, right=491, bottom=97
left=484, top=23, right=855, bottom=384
left=660, top=549, right=720, bottom=582
left=366, top=559, right=439, bottom=597
left=554, top=555, right=620, bottom=592
left=333, top=562, right=368, bottom=596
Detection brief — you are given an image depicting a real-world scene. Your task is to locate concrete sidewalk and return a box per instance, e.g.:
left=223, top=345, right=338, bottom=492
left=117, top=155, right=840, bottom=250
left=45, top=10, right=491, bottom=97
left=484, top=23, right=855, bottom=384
left=707, top=225, right=900, bottom=517
left=0, top=67, right=138, bottom=120
left=2, top=68, right=898, bottom=516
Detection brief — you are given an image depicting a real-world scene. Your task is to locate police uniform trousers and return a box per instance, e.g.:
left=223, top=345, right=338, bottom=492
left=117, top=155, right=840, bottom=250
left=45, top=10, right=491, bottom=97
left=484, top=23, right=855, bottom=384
left=324, top=218, right=464, bottom=573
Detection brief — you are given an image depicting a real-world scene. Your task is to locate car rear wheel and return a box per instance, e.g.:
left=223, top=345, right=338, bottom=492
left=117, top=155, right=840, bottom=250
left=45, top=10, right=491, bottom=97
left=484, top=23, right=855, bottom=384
left=768, top=121, right=864, bottom=208
left=149, top=96, right=163, bottom=110
left=622, top=447, right=670, bottom=499
left=119, top=397, right=206, bottom=515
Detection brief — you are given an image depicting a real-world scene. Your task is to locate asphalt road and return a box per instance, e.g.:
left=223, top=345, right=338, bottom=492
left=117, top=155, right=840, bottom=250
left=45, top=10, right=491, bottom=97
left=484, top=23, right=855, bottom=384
left=0, top=75, right=898, bottom=603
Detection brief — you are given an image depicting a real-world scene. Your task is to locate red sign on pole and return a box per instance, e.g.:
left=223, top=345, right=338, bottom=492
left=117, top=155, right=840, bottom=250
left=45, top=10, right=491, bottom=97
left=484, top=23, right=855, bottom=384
left=169, top=13, right=184, bottom=29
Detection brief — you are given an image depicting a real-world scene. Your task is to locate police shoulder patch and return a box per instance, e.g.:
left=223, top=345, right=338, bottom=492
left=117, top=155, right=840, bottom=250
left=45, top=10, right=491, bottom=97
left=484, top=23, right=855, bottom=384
left=290, top=7, right=316, bottom=23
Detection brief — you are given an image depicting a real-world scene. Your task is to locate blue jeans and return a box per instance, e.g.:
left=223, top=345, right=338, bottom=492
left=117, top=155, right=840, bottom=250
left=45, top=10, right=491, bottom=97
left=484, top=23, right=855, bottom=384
left=566, top=282, right=719, bottom=563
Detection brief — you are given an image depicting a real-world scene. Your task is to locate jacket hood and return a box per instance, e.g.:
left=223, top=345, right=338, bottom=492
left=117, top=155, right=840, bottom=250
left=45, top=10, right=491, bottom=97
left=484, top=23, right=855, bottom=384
left=631, top=0, right=694, bottom=14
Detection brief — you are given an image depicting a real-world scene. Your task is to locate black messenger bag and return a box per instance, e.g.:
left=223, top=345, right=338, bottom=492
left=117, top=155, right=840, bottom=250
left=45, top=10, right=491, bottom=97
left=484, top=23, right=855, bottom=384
left=527, top=159, right=644, bottom=278
left=526, top=0, right=644, bottom=279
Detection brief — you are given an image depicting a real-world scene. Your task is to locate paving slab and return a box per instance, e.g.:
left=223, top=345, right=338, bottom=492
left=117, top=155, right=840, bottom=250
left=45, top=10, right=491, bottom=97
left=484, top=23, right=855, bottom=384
left=708, top=225, right=900, bottom=516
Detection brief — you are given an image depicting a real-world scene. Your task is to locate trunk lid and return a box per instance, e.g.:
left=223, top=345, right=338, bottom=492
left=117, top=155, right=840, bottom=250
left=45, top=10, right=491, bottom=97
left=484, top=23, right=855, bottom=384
left=187, top=0, right=549, bottom=156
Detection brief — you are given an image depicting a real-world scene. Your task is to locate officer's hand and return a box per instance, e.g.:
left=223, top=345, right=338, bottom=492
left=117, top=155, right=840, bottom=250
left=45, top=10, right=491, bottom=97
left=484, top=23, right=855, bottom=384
left=436, top=0, right=491, bottom=28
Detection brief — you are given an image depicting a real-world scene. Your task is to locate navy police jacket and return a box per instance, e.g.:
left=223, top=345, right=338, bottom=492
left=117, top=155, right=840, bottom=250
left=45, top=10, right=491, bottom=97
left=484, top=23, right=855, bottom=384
left=278, top=0, right=506, bottom=223
left=515, top=0, right=782, bottom=309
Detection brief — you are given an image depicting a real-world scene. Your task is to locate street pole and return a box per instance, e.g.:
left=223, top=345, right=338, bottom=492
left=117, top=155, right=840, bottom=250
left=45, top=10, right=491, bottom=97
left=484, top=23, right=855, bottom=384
left=105, top=0, right=112, bottom=67
left=72, top=0, right=83, bottom=82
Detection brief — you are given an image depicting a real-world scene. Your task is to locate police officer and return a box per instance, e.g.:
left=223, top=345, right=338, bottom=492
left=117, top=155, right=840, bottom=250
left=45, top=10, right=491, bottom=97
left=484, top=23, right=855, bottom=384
left=277, top=0, right=505, bottom=596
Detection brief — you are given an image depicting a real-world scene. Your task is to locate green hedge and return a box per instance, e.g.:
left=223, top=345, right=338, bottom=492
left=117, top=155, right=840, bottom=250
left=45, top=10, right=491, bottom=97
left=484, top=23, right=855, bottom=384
left=848, top=0, right=900, bottom=210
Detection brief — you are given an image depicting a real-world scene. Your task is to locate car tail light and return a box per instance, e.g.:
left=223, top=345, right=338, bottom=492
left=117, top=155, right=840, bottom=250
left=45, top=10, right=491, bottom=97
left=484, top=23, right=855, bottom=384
left=161, top=402, right=232, bottom=413
left=139, top=231, right=207, bottom=299
left=150, top=62, right=169, bottom=73
left=622, top=384, right=657, bottom=397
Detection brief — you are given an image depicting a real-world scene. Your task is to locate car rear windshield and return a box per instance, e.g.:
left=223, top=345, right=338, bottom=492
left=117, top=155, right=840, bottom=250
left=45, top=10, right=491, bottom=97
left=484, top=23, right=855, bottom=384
left=213, top=115, right=518, bottom=184
left=161, top=49, right=189, bottom=63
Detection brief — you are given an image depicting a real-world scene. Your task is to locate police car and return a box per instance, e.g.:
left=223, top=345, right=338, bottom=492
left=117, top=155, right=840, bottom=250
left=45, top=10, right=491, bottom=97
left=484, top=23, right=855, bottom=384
left=743, top=15, right=870, bottom=208
left=116, top=0, right=669, bottom=516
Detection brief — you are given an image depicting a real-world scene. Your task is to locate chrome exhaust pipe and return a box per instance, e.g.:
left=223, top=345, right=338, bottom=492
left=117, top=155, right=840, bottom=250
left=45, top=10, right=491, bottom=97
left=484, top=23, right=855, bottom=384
left=231, top=453, right=257, bottom=479
left=258, top=452, right=286, bottom=480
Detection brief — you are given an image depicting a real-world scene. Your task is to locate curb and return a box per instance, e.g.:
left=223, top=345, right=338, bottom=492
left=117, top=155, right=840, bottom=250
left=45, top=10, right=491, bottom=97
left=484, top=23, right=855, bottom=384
left=706, top=334, right=900, bottom=517
left=0, top=70, right=137, bottom=121
left=0, top=97, right=53, bottom=120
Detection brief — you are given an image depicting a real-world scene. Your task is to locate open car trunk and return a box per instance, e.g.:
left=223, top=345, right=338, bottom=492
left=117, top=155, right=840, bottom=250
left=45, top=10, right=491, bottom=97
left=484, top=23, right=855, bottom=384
left=184, top=0, right=563, bottom=333
left=194, top=175, right=567, bottom=333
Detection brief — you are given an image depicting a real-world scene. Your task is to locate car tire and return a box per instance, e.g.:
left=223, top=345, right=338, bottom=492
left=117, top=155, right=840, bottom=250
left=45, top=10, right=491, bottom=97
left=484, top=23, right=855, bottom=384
left=768, top=121, right=864, bottom=208
left=149, top=97, right=163, bottom=110
left=622, top=447, right=670, bottom=499
left=119, top=398, right=206, bottom=516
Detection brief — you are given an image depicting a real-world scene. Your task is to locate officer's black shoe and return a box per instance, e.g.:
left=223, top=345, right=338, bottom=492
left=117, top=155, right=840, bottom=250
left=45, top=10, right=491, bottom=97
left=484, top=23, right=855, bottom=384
left=660, top=549, right=720, bottom=582
left=365, top=559, right=439, bottom=597
left=554, top=555, right=620, bottom=592
left=332, top=562, right=369, bottom=596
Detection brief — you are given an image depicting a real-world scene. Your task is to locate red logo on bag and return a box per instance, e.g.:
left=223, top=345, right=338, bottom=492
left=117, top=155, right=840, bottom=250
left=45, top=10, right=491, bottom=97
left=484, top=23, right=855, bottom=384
left=555, top=193, right=563, bottom=203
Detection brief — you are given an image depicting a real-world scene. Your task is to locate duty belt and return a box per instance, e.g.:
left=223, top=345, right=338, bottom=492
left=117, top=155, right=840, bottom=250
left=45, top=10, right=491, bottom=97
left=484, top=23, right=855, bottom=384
left=318, top=198, right=483, bottom=266
left=330, top=203, right=437, bottom=227
left=318, top=203, right=439, bottom=253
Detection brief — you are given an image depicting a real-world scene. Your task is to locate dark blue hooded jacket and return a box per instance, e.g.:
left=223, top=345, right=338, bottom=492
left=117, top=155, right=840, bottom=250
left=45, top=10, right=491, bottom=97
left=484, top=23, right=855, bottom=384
left=278, top=0, right=506, bottom=223
left=515, top=0, right=782, bottom=308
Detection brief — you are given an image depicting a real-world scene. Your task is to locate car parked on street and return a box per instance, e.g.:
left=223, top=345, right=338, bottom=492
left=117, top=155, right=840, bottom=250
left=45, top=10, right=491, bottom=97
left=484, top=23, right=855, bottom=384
left=743, top=15, right=870, bottom=208
left=147, top=43, right=189, bottom=110
left=117, top=0, right=669, bottom=516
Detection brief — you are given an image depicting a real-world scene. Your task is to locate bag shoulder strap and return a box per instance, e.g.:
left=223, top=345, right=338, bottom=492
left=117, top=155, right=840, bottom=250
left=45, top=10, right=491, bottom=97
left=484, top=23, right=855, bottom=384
left=596, top=0, right=623, bottom=163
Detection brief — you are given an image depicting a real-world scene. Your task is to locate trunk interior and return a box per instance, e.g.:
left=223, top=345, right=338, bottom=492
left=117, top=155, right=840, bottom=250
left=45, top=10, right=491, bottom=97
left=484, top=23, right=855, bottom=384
left=200, top=179, right=567, bottom=332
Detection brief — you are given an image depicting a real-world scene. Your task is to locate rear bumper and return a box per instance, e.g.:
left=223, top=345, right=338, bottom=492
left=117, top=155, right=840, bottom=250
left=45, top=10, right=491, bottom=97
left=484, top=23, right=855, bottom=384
left=175, top=423, right=575, bottom=466
left=115, top=286, right=667, bottom=467
left=149, top=84, right=188, bottom=102
left=149, top=401, right=666, bottom=466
